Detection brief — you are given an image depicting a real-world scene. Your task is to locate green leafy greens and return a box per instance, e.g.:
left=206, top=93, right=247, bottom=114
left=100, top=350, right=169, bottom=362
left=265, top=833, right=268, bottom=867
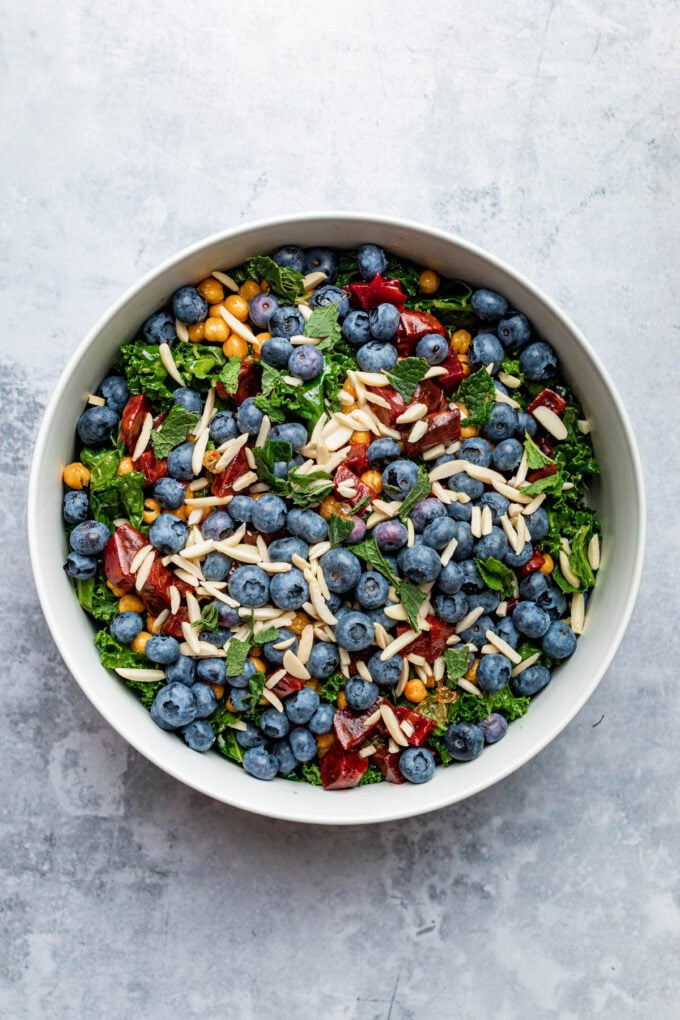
left=523, top=432, right=554, bottom=471
left=385, top=357, right=429, bottom=402
left=475, top=557, right=516, bottom=598
left=80, top=447, right=145, bottom=529
left=454, top=367, right=497, bottom=427
left=151, top=404, right=200, bottom=459
left=328, top=514, right=355, bottom=546
left=252, top=440, right=334, bottom=509
left=398, top=465, right=431, bottom=522
left=398, top=582, right=427, bottom=631
left=75, top=574, right=120, bottom=623
left=304, top=306, right=342, bottom=348
left=242, top=255, right=304, bottom=302
left=443, top=646, right=472, bottom=684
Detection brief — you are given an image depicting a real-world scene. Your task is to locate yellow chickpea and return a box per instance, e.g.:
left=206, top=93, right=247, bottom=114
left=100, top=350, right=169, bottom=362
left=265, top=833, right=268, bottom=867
left=350, top=430, right=372, bottom=445
left=451, top=329, right=472, bottom=354
left=361, top=469, right=382, bottom=493
left=224, top=294, right=250, bottom=322
left=248, top=656, right=266, bottom=674
left=465, top=658, right=479, bottom=682
left=142, top=498, right=161, bottom=524
left=117, top=456, right=134, bottom=476
left=540, top=553, right=555, bottom=575
left=197, top=277, right=225, bottom=304
left=316, top=732, right=335, bottom=756
left=222, top=335, right=249, bottom=360
left=204, top=317, right=230, bottom=343
left=187, top=322, right=205, bottom=343
left=418, top=269, right=440, bottom=294
left=404, top=678, right=428, bottom=703
left=118, top=593, right=145, bottom=614
left=239, top=280, right=261, bottom=301
left=131, top=631, right=151, bottom=654
left=62, top=462, right=91, bottom=489
left=106, top=580, right=127, bottom=597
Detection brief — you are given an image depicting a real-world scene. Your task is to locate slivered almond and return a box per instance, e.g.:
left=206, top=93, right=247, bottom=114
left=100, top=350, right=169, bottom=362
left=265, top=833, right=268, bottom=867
left=313, top=562, right=331, bottom=601
left=571, top=593, right=585, bottom=634
left=115, top=667, right=166, bottom=681
left=494, top=389, right=521, bottom=409
left=194, top=386, right=216, bottom=438
left=211, top=270, right=239, bottom=292
left=532, top=405, right=568, bottom=440
left=406, top=519, right=416, bottom=548
left=356, top=660, right=372, bottom=682
left=433, top=656, right=445, bottom=682
left=365, top=392, right=391, bottom=410
left=260, top=561, right=292, bottom=574
left=302, top=270, right=327, bottom=290
left=380, top=629, right=418, bottom=661
left=440, top=536, right=459, bottom=567
left=338, top=390, right=355, bottom=405
left=500, top=514, right=521, bottom=554
left=245, top=446, right=256, bottom=471
left=174, top=569, right=200, bottom=588
left=296, top=625, right=315, bottom=666
left=515, top=513, right=528, bottom=550
left=485, top=629, right=522, bottom=664
left=498, top=371, right=521, bottom=389
left=496, top=600, right=507, bottom=618
left=358, top=745, right=376, bottom=758
left=254, top=416, right=271, bottom=449
left=159, top=342, right=185, bottom=386
left=175, top=319, right=189, bottom=342
left=283, top=375, right=303, bottom=387
left=309, top=541, right=331, bottom=560
left=512, top=652, right=540, bottom=677
left=423, top=365, right=447, bottom=379
left=431, top=481, right=457, bottom=505
left=217, top=524, right=247, bottom=548
left=181, top=620, right=201, bottom=654
left=395, top=658, right=410, bottom=697
left=323, top=424, right=354, bottom=451
left=238, top=606, right=282, bottom=620
left=186, top=592, right=201, bottom=624
left=577, top=419, right=592, bottom=434
left=262, top=687, right=284, bottom=712
left=184, top=495, right=233, bottom=508
left=380, top=704, right=409, bottom=747
left=266, top=668, right=287, bottom=688
left=470, top=505, right=482, bottom=539
left=132, top=413, right=153, bottom=461
left=457, top=678, right=483, bottom=697
left=408, top=420, right=428, bottom=444
left=521, top=493, right=547, bottom=516
left=232, top=471, right=257, bottom=493
left=188, top=478, right=209, bottom=492
left=170, top=555, right=203, bottom=578
left=455, top=606, right=485, bottom=634
left=408, top=654, right=427, bottom=667
left=400, top=719, right=415, bottom=738
left=255, top=536, right=269, bottom=563
left=423, top=443, right=446, bottom=461
left=308, top=582, right=336, bottom=625
left=337, top=484, right=358, bottom=499
left=200, top=582, right=238, bottom=607
left=481, top=505, right=493, bottom=536
left=179, top=540, right=216, bottom=560
left=283, top=649, right=311, bottom=680
left=376, top=422, right=402, bottom=440
left=227, top=720, right=248, bottom=732
left=366, top=511, right=389, bottom=529
left=130, top=544, right=153, bottom=574
left=588, top=533, right=601, bottom=570
left=134, top=550, right=155, bottom=591
left=292, top=553, right=311, bottom=572
left=396, top=402, right=428, bottom=425
left=168, top=585, right=181, bottom=615
left=384, top=604, right=409, bottom=621
left=353, top=371, right=389, bottom=387
left=559, top=550, right=581, bottom=587
left=87, top=394, right=106, bottom=406
left=373, top=623, right=390, bottom=649
left=512, top=451, right=529, bottom=488
left=214, top=432, right=249, bottom=473
left=218, top=305, right=256, bottom=342
left=187, top=508, right=204, bottom=526
left=297, top=302, right=313, bottom=321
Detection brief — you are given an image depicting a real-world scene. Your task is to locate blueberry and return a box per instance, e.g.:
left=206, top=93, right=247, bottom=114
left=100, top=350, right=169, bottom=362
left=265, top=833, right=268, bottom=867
left=458, top=613, right=494, bottom=645
left=249, top=291, right=279, bottom=329
left=202, top=551, right=232, bottom=581
left=356, top=341, right=398, bottom=373
left=477, top=654, right=511, bottom=692
left=334, top=611, right=374, bottom=652
left=269, top=568, right=309, bottom=610
left=70, top=520, right=110, bottom=556
left=209, top=410, right=238, bottom=445
left=226, top=659, right=256, bottom=690
left=308, top=703, right=335, bottom=735
left=172, top=286, right=208, bottom=324
left=355, top=571, right=390, bottom=609
left=368, top=651, right=403, bottom=687
left=519, top=341, right=558, bottom=381
left=269, top=536, right=309, bottom=564
left=261, top=628, right=298, bottom=665
left=63, top=552, right=97, bottom=579
left=519, top=572, right=550, bottom=603
left=251, top=494, right=288, bottom=534
left=479, top=491, right=509, bottom=525
left=397, top=546, right=441, bottom=584
left=167, top=442, right=196, bottom=481
left=432, top=591, right=468, bottom=624
left=191, top=682, right=218, bottom=718
left=261, top=336, right=294, bottom=368
left=447, top=471, right=485, bottom=501
left=236, top=722, right=265, bottom=750
left=148, top=513, right=188, bottom=555
left=151, top=682, right=196, bottom=728
left=437, top=560, right=464, bottom=594
left=511, top=664, right=551, bottom=696
left=492, top=438, right=523, bottom=472
left=480, top=713, right=508, bottom=744
left=382, top=459, right=419, bottom=500
left=541, top=621, right=577, bottom=659
left=269, top=422, right=308, bottom=452
left=494, top=380, right=509, bottom=396
left=99, top=376, right=129, bottom=413
left=415, top=333, right=449, bottom=365
left=481, top=403, right=518, bottom=442
left=497, top=313, right=531, bottom=350
left=152, top=477, right=186, bottom=510
left=459, top=560, right=485, bottom=593
left=166, top=655, right=197, bottom=686
left=229, top=495, right=254, bottom=524
left=346, top=518, right=367, bottom=544
left=466, top=589, right=500, bottom=614
left=236, top=397, right=264, bottom=436
left=303, top=247, right=337, bottom=283
left=357, top=243, right=388, bottom=280
left=512, top=601, right=551, bottom=639
left=216, top=604, right=240, bottom=629
left=368, top=303, right=400, bottom=340
left=272, top=738, right=298, bottom=775
left=110, top=612, right=143, bottom=644
left=142, top=310, right=177, bottom=345
left=243, top=746, right=279, bottom=781
left=269, top=305, right=306, bottom=338
left=517, top=410, right=538, bottom=438
left=445, top=521, right=474, bottom=561
left=201, top=510, right=234, bottom=541
left=63, top=490, right=89, bottom=525
left=172, top=387, right=203, bottom=414
left=469, top=333, right=504, bottom=374
left=399, top=747, right=435, bottom=784
left=372, top=519, right=408, bottom=553
left=199, top=628, right=231, bottom=648
left=345, top=676, right=379, bottom=711
left=76, top=406, right=119, bottom=447
left=285, top=687, right=320, bottom=725
left=538, top=585, right=568, bottom=620
left=228, top=565, right=271, bottom=607
left=288, top=347, right=324, bottom=381
left=444, top=721, right=485, bottom=760
left=474, top=527, right=509, bottom=561
left=458, top=437, right=493, bottom=467
left=289, top=727, right=317, bottom=762
left=342, top=310, right=372, bottom=347
left=145, top=634, right=181, bottom=665
left=471, top=288, right=508, bottom=321
left=320, top=548, right=362, bottom=593
left=306, top=642, right=340, bottom=679
left=290, top=510, right=327, bottom=544
left=411, top=498, right=446, bottom=533
left=366, top=602, right=397, bottom=632
left=260, top=708, right=291, bottom=740
left=367, top=438, right=401, bottom=471
left=273, top=245, right=305, bottom=272
left=504, top=542, right=534, bottom=568
left=525, top=507, right=550, bottom=542
left=181, top=719, right=215, bottom=752
left=196, top=658, right=226, bottom=685
left=229, top=688, right=250, bottom=711
left=310, top=284, right=350, bottom=320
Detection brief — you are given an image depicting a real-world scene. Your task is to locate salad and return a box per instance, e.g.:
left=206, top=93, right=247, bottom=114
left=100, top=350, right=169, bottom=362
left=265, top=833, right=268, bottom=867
left=61, top=243, right=601, bottom=789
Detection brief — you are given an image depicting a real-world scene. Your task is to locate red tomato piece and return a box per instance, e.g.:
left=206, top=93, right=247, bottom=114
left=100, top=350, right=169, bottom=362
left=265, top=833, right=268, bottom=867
left=394, top=706, right=436, bottom=746
left=526, top=463, right=558, bottom=484
left=436, top=350, right=466, bottom=393
left=120, top=395, right=152, bottom=454
left=527, top=388, right=567, bottom=417
left=212, top=447, right=250, bottom=497
left=132, top=450, right=168, bottom=485
left=333, top=702, right=384, bottom=750
left=344, top=443, right=369, bottom=475
left=271, top=674, right=306, bottom=700
left=103, top=522, right=148, bottom=592
left=320, top=741, right=369, bottom=789
left=398, top=615, right=455, bottom=664
left=519, top=548, right=545, bottom=578
left=333, top=463, right=375, bottom=510
left=403, top=408, right=461, bottom=457
left=372, top=745, right=405, bottom=784
left=345, top=275, right=408, bottom=311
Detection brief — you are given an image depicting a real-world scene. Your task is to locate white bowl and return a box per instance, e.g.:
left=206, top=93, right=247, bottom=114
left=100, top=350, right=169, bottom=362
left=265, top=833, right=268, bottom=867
left=28, top=213, right=645, bottom=825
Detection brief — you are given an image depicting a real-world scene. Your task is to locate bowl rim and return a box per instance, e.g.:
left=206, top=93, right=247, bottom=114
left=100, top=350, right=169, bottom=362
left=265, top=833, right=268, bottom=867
left=28, top=211, right=646, bottom=824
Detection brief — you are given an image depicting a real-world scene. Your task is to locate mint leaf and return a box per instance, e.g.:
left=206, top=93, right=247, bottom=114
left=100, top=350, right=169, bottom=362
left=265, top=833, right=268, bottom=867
left=474, top=557, right=516, bottom=598
left=328, top=514, right=354, bottom=546
left=225, top=638, right=251, bottom=677
left=304, top=305, right=342, bottom=347
left=396, top=581, right=426, bottom=631
left=520, top=471, right=564, bottom=496
left=455, top=367, right=496, bottom=427
left=252, top=626, right=280, bottom=646
left=242, top=671, right=266, bottom=718
left=217, top=356, right=242, bottom=394
left=385, top=357, right=430, bottom=402
left=443, top=646, right=471, bottom=684
left=216, top=730, right=245, bottom=763
left=210, top=703, right=242, bottom=735
left=352, top=539, right=399, bottom=586
left=253, top=439, right=333, bottom=510
left=524, top=432, right=554, bottom=470
left=244, top=255, right=304, bottom=303
left=398, top=465, right=431, bottom=522
left=152, top=404, right=200, bottom=459
left=193, top=602, right=219, bottom=631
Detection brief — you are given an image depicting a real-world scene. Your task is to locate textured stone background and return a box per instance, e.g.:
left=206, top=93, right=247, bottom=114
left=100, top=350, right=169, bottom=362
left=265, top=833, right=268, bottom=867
left=2, top=2, right=678, bottom=1017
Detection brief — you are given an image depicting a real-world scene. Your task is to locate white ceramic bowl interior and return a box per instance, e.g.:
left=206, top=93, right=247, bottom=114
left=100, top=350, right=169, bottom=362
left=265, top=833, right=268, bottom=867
left=29, top=213, right=645, bottom=825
